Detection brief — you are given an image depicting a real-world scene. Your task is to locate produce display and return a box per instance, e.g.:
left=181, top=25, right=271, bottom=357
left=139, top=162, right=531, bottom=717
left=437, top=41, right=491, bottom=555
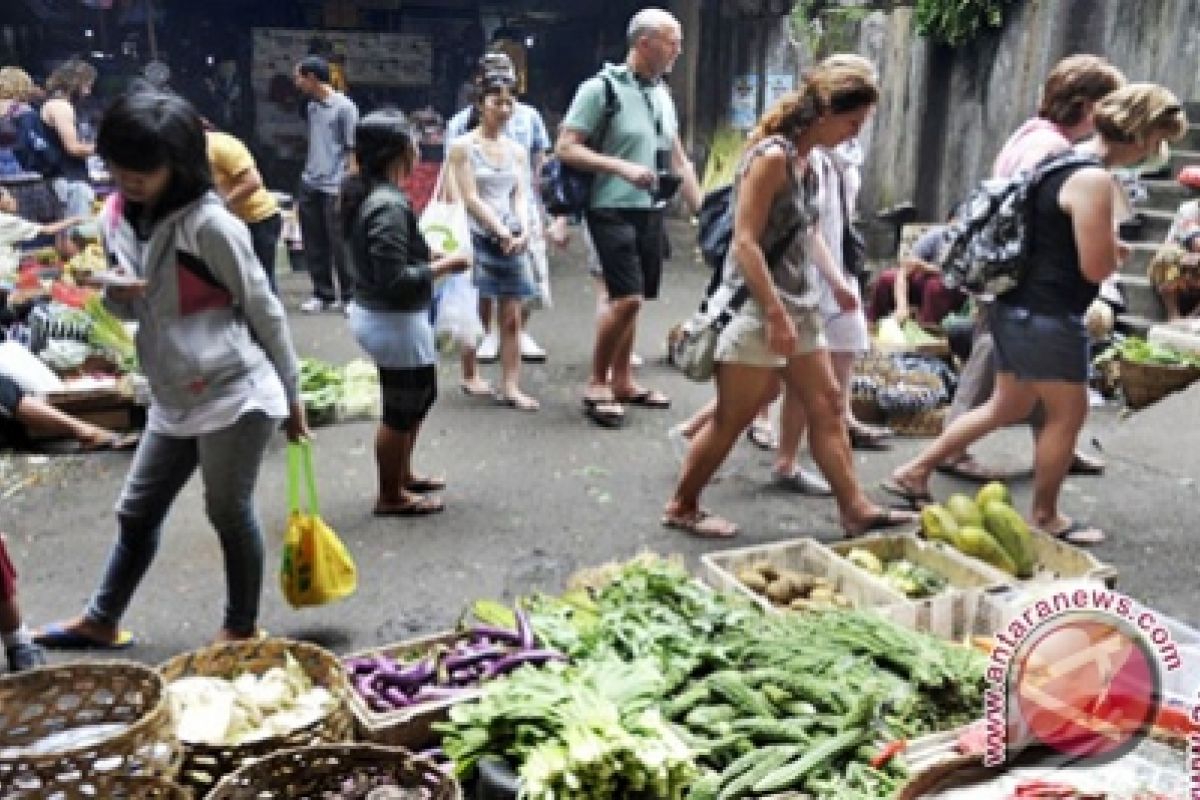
left=921, top=482, right=1036, bottom=578
left=876, top=317, right=945, bottom=349
left=844, top=548, right=949, bottom=599
left=166, top=652, right=337, bottom=746
left=440, top=560, right=987, bottom=798
left=1095, top=335, right=1200, bottom=369
left=344, top=607, right=564, bottom=715
left=732, top=560, right=853, bottom=611
left=300, top=357, right=380, bottom=426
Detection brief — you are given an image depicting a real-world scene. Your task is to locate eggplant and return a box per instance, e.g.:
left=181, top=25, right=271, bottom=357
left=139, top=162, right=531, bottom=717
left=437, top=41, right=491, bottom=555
left=479, top=649, right=566, bottom=681
left=466, top=625, right=524, bottom=647
left=513, top=608, right=535, bottom=650
left=443, top=644, right=508, bottom=673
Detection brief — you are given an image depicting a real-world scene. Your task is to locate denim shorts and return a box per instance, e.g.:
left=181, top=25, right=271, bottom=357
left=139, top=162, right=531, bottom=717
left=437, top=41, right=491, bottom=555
left=472, top=234, right=536, bottom=300
left=991, top=303, right=1089, bottom=383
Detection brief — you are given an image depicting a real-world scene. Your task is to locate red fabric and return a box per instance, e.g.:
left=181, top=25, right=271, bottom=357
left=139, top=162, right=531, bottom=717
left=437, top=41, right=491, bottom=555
left=868, top=268, right=965, bottom=326
left=1179, top=165, right=1200, bottom=190
left=401, top=161, right=441, bottom=216
left=176, top=256, right=233, bottom=316
left=0, top=535, right=18, bottom=603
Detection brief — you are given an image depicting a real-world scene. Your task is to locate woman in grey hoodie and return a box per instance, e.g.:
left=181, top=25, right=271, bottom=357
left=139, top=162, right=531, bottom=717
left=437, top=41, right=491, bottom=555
left=36, top=91, right=307, bottom=648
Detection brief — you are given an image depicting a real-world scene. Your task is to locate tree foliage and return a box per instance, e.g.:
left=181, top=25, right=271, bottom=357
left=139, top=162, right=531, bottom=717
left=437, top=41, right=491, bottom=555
left=915, top=0, right=1018, bottom=46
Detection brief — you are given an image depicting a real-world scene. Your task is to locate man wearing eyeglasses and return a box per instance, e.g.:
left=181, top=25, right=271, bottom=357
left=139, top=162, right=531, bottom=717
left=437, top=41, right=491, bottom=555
left=557, top=7, right=701, bottom=428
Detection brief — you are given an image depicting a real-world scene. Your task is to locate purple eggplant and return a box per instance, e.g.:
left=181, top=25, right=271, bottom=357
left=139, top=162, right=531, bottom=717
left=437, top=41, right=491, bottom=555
left=380, top=684, right=411, bottom=709
left=479, top=649, right=566, bottom=681
left=466, top=625, right=524, bottom=647
left=344, top=657, right=377, bottom=677
left=514, top=607, right=536, bottom=650
left=443, top=644, right=508, bottom=673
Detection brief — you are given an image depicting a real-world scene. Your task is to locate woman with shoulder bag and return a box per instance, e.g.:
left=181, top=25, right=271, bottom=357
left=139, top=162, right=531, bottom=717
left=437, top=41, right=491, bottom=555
left=343, top=109, right=470, bottom=516
left=663, top=59, right=917, bottom=539
left=446, top=74, right=539, bottom=411
left=886, top=84, right=1188, bottom=545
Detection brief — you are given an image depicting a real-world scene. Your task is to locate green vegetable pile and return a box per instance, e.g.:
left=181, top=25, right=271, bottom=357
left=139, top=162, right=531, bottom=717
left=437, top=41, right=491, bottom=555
left=300, top=358, right=380, bottom=426
left=1095, top=336, right=1200, bottom=369
left=440, top=560, right=987, bottom=799
left=84, top=295, right=137, bottom=372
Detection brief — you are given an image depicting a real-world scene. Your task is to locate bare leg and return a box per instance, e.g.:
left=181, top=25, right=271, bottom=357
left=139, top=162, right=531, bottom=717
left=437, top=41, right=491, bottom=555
left=478, top=296, right=495, bottom=336
left=666, top=363, right=776, bottom=520
left=0, top=597, right=19, bottom=634
left=498, top=298, right=536, bottom=407
left=375, top=423, right=421, bottom=509
left=892, top=372, right=1038, bottom=493
left=16, top=395, right=119, bottom=446
left=773, top=382, right=808, bottom=477
left=1029, top=381, right=1088, bottom=530
left=589, top=295, right=641, bottom=395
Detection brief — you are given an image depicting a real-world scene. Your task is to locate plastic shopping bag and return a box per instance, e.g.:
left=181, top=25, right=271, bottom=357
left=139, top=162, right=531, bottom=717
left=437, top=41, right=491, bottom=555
left=433, top=270, right=483, bottom=354
left=280, top=441, right=357, bottom=608
left=418, top=161, right=472, bottom=261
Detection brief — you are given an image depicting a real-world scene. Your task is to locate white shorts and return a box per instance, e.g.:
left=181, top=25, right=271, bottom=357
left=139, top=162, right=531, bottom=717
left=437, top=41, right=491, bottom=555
left=715, top=302, right=826, bottom=368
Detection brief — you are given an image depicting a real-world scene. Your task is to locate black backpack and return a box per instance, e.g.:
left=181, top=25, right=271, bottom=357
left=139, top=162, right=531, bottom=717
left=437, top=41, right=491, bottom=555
left=1, top=106, right=63, bottom=177
left=941, top=151, right=1099, bottom=298
left=540, top=74, right=617, bottom=218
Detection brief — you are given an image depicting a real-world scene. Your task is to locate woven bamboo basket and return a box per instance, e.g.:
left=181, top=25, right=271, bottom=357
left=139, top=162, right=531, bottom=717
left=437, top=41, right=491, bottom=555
left=0, top=661, right=181, bottom=799
left=888, top=405, right=947, bottom=437
left=207, top=743, right=462, bottom=799
left=157, top=637, right=354, bottom=793
left=1118, top=357, right=1200, bottom=410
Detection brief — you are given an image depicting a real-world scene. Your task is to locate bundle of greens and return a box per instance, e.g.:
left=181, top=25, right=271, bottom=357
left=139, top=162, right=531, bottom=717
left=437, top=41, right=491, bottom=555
left=300, top=357, right=345, bottom=425
left=83, top=295, right=137, bottom=371
left=438, top=658, right=695, bottom=799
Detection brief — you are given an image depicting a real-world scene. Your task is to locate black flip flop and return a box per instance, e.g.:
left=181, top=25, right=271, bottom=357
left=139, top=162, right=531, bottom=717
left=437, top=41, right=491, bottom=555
left=1041, top=519, right=1106, bottom=545
left=583, top=397, right=625, bottom=428
left=615, top=387, right=671, bottom=409
left=879, top=478, right=935, bottom=508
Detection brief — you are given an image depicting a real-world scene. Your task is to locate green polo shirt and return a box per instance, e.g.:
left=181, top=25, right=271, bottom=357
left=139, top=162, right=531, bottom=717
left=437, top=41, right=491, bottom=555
left=562, top=62, right=679, bottom=210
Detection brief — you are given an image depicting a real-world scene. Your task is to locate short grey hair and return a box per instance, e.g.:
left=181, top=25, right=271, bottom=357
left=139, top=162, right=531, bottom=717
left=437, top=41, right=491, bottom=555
left=627, top=7, right=677, bottom=48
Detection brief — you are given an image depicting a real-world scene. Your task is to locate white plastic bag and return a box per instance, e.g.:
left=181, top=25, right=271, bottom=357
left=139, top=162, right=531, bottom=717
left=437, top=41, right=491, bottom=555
left=434, top=271, right=483, bottom=354
left=419, top=162, right=472, bottom=261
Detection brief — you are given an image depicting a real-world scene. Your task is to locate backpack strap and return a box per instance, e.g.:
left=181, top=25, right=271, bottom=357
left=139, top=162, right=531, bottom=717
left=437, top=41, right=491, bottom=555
left=586, top=73, right=620, bottom=151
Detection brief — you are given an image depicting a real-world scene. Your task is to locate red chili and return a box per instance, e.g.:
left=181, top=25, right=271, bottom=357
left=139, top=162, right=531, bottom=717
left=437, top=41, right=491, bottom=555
left=869, top=739, right=906, bottom=769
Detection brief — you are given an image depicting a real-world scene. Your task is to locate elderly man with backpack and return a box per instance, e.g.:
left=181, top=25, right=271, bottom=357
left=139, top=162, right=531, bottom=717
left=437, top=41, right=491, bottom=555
left=556, top=7, right=701, bottom=428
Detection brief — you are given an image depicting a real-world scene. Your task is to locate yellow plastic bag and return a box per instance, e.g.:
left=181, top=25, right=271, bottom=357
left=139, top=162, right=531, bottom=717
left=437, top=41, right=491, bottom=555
left=280, top=440, right=357, bottom=608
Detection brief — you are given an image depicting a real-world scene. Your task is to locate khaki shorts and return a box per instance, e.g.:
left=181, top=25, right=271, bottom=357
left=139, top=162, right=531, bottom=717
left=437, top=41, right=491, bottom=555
left=715, top=304, right=826, bottom=368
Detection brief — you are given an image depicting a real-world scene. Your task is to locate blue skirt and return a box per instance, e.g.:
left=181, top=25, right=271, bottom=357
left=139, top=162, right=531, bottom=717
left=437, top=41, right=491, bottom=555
left=472, top=234, right=536, bottom=300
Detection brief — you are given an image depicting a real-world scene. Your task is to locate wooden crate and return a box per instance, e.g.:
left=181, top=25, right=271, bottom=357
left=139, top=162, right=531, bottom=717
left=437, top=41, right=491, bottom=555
left=344, top=630, right=485, bottom=748
left=700, top=537, right=913, bottom=620
left=922, top=527, right=1118, bottom=588
left=828, top=533, right=1009, bottom=640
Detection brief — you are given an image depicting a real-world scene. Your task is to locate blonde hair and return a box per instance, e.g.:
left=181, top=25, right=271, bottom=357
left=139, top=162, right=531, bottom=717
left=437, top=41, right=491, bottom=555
left=1094, top=83, right=1188, bottom=144
left=0, top=67, right=34, bottom=102
left=749, top=55, right=878, bottom=145
left=1038, top=54, right=1126, bottom=126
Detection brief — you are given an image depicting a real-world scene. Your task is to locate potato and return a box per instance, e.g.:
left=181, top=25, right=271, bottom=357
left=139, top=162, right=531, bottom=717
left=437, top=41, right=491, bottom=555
left=736, top=568, right=768, bottom=593
left=752, top=560, right=780, bottom=582
left=765, top=577, right=796, bottom=605
left=809, top=586, right=835, bottom=602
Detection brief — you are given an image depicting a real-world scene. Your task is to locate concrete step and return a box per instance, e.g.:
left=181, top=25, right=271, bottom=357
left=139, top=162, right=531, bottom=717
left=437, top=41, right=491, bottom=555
left=1183, top=124, right=1200, bottom=152
left=1121, top=208, right=1175, bottom=243
left=1114, top=273, right=1166, bottom=320
left=1141, top=178, right=1192, bottom=210
left=1168, top=148, right=1200, bottom=175
left=1116, top=311, right=1156, bottom=338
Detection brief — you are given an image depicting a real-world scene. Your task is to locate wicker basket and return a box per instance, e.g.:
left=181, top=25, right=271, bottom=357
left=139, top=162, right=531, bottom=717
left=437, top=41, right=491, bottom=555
left=207, top=744, right=462, bottom=799
left=888, top=405, right=947, bottom=437
left=1119, top=357, right=1200, bottom=410
left=850, top=393, right=886, bottom=425
left=157, top=637, right=354, bottom=793
left=102, top=776, right=195, bottom=798
left=0, top=661, right=181, bottom=799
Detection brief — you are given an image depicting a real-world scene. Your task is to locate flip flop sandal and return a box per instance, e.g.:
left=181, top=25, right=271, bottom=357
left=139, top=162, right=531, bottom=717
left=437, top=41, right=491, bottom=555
left=496, top=393, right=540, bottom=412
left=746, top=421, right=776, bottom=451
left=1067, top=452, right=1106, bottom=476
left=935, top=455, right=1004, bottom=482
left=879, top=478, right=935, bottom=508
left=34, top=622, right=136, bottom=650
left=1042, top=520, right=1106, bottom=545
left=405, top=476, right=447, bottom=493
left=583, top=397, right=625, bottom=427
left=373, top=496, right=445, bottom=517
left=661, top=510, right=739, bottom=538
left=615, top=387, right=671, bottom=409
left=843, top=508, right=919, bottom=538
left=460, top=382, right=495, bottom=397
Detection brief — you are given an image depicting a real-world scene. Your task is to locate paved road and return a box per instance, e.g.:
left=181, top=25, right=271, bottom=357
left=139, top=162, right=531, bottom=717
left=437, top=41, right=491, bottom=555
left=5, top=219, right=1198, bottom=669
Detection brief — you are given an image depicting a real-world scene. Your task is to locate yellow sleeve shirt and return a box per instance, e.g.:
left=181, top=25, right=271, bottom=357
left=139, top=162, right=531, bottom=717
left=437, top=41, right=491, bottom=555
left=206, top=131, right=278, bottom=224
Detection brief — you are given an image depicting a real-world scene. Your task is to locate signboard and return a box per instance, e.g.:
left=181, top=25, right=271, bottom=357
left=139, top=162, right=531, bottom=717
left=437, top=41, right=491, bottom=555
left=251, top=28, right=433, bottom=161
left=730, top=74, right=757, bottom=130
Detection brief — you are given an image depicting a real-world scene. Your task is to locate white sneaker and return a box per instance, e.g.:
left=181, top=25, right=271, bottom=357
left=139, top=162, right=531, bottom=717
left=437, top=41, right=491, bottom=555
left=771, top=465, right=832, bottom=496
left=477, top=333, right=499, bottom=362
left=299, top=296, right=330, bottom=313
left=520, top=331, right=547, bottom=362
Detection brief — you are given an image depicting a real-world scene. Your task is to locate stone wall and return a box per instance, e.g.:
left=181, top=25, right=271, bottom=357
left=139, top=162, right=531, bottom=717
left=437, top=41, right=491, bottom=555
left=801, top=0, right=1200, bottom=254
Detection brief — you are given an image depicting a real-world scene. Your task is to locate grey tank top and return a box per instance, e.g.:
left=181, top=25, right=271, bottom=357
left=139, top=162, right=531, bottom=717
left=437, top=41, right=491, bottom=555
left=724, top=135, right=821, bottom=315
left=467, top=137, right=519, bottom=236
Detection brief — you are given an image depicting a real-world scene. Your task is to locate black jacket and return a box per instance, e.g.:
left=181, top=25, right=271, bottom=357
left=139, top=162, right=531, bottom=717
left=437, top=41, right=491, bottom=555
left=349, top=183, right=433, bottom=313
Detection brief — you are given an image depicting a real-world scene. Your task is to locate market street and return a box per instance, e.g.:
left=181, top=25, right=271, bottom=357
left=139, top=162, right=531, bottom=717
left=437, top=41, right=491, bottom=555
left=4, top=219, right=1199, bottom=667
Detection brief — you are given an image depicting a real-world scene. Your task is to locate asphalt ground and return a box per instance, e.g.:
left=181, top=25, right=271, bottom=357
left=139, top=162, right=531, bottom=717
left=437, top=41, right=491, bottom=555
left=4, top=218, right=1198, bottom=669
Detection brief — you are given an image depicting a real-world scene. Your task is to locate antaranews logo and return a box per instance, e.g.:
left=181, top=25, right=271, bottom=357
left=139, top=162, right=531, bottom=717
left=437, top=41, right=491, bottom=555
left=981, top=586, right=1191, bottom=773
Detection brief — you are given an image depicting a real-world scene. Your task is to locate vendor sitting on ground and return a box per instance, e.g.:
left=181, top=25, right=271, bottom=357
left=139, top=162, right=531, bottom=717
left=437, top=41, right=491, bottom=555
left=0, top=186, right=82, bottom=271
left=0, top=373, right=138, bottom=451
left=1147, top=192, right=1200, bottom=320
left=866, top=222, right=966, bottom=328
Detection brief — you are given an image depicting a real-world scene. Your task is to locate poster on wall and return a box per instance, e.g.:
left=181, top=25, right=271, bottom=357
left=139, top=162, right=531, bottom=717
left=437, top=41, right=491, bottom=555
left=251, top=28, right=432, bottom=162
left=730, top=74, right=757, bottom=130
left=764, top=73, right=794, bottom=111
